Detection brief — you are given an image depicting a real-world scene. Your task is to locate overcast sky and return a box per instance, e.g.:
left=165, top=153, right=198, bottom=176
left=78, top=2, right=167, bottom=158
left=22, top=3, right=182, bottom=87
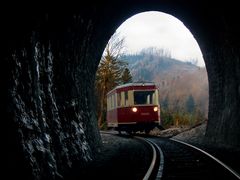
left=115, top=11, right=205, bottom=67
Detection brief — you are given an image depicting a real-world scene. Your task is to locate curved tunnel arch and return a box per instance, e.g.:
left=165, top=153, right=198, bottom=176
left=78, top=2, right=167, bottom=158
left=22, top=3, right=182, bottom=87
left=98, top=1, right=240, bottom=146
left=100, top=10, right=208, bottom=126
left=3, top=1, right=240, bottom=179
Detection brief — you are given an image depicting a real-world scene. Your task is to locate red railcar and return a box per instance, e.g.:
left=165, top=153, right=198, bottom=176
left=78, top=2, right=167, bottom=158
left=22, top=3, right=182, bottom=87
left=106, top=82, right=161, bottom=133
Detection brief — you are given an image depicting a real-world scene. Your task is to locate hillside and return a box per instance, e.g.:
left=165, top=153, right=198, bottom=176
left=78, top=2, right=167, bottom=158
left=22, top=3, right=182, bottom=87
left=121, top=49, right=209, bottom=117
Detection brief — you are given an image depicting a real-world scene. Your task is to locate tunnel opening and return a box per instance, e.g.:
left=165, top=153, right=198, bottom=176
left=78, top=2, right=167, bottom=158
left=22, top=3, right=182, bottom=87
left=4, top=2, right=240, bottom=180
left=95, top=11, right=209, bottom=137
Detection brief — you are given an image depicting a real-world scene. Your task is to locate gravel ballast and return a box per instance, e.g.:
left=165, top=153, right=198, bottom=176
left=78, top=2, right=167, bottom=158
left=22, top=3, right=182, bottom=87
left=65, top=133, right=152, bottom=180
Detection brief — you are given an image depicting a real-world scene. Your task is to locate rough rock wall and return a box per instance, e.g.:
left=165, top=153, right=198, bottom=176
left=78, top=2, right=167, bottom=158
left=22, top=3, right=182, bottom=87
left=3, top=1, right=240, bottom=180
left=4, top=12, right=102, bottom=180
left=194, top=4, right=240, bottom=147
left=205, top=43, right=240, bottom=147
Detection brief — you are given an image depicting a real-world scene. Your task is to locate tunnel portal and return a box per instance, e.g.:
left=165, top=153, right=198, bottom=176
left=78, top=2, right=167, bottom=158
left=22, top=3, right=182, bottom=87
left=3, top=1, right=240, bottom=179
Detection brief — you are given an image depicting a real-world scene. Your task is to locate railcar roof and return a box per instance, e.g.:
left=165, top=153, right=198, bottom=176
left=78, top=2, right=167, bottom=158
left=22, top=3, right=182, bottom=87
left=107, top=82, right=156, bottom=95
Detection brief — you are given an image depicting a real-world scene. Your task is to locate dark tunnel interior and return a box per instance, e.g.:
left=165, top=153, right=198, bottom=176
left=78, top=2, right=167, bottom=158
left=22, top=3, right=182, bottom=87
left=2, top=1, right=240, bottom=179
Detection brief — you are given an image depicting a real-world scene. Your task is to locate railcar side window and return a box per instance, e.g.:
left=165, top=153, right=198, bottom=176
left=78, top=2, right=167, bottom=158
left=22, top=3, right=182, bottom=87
left=125, top=91, right=128, bottom=106
left=115, top=93, right=117, bottom=108
left=117, top=93, right=121, bottom=107
left=134, top=91, right=155, bottom=105
left=111, top=94, right=115, bottom=109
left=121, top=92, right=125, bottom=107
left=107, top=96, right=110, bottom=110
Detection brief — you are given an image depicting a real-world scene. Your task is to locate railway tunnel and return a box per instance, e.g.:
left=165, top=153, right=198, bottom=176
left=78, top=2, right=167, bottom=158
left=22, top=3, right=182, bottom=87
left=3, top=0, right=240, bottom=179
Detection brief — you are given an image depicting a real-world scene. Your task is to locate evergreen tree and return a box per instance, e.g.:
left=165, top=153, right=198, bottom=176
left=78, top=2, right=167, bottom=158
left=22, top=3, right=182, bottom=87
left=95, top=33, right=128, bottom=128
left=186, top=94, right=195, bottom=113
left=162, top=95, right=169, bottom=109
left=121, top=68, right=132, bottom=84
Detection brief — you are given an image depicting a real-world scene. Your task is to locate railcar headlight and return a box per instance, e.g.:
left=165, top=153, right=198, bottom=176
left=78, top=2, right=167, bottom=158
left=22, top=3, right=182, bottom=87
left=153, top=107, right=158, bottom=112
left=132, top=107, right=138, bottom=112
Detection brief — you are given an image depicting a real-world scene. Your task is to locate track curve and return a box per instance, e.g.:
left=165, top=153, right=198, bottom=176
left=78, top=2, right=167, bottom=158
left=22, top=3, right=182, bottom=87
left=101, top=131, right=240, bottom=179
left=145, top=136, right=240, bottom=180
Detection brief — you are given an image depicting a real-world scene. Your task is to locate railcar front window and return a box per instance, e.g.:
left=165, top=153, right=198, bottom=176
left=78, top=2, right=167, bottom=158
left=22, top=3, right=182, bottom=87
left=134, top=91, right=155, bottom=105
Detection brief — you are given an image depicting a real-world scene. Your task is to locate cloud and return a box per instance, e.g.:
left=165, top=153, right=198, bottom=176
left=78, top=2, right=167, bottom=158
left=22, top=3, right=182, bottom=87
left=116, top=11, right=205, bottom=67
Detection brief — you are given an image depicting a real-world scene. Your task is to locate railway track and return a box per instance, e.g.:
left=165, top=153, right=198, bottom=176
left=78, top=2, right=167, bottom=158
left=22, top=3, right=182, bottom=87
left=142, top=136, right=240, bottom=180
left=101, top=131, right=240, bottom=179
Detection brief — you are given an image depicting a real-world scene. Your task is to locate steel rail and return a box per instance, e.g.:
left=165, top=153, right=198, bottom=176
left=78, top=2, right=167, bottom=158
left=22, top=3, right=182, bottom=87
left=171, top=138, right=240, bottom=180
left=101, top=131, right=160, bottom=179
left=101, top=131, right=163, bottom=179
left=135, top=136, right=157, bottom=180
left=135, top=136, right=165, bottom=180
left=148, top=139, right=164, bottom=179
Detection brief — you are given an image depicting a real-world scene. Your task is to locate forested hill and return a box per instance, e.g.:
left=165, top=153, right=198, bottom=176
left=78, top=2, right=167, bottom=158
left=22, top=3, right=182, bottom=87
left=121, top=49, right=209, bottom=117
left=121, top=52, right=199, bottom=82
